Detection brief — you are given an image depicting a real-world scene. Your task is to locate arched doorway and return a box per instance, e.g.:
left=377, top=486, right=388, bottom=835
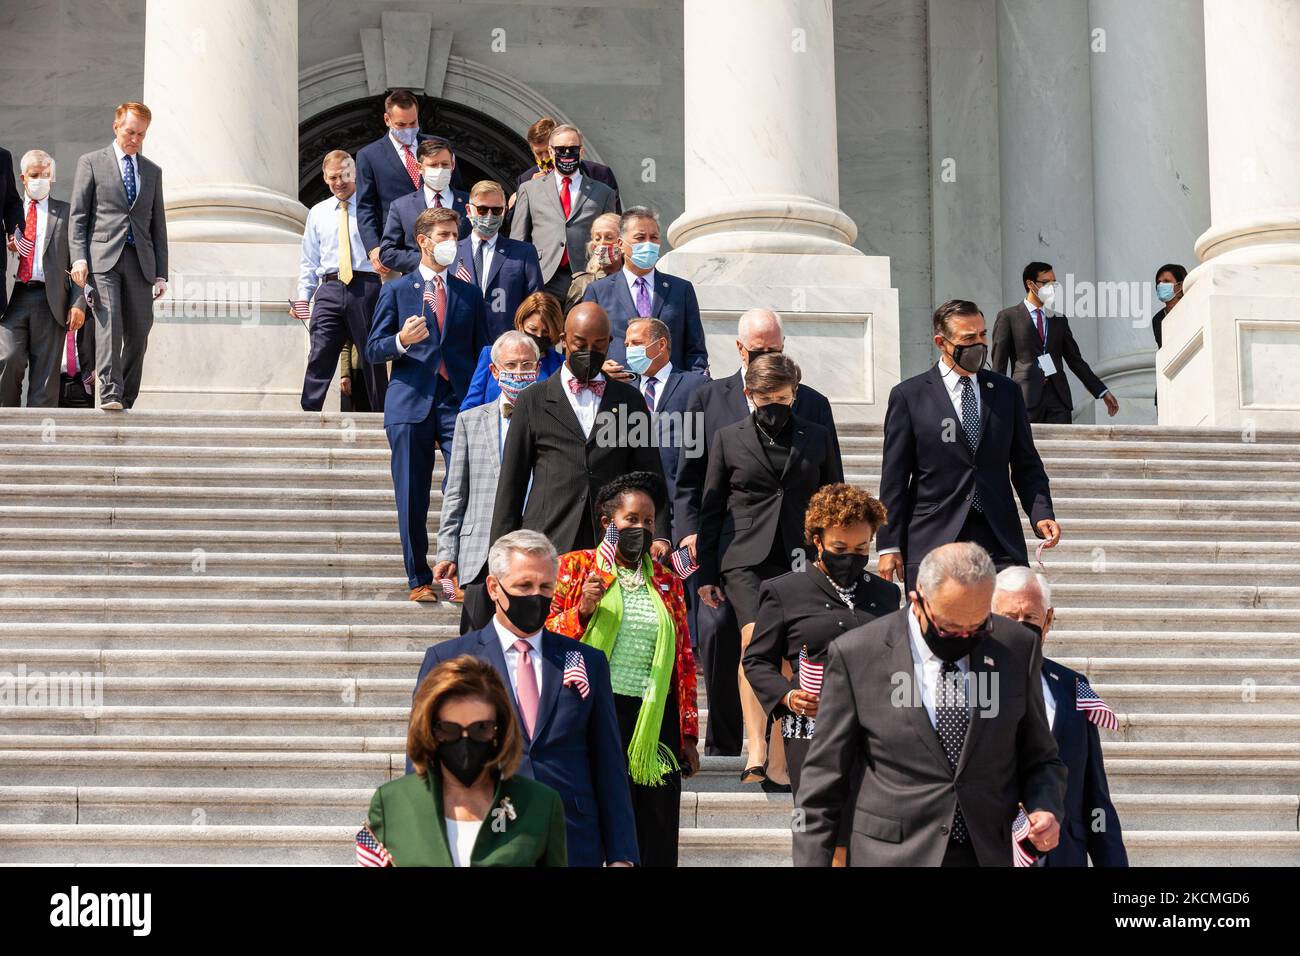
left=298, top=92, right=535, bottom=207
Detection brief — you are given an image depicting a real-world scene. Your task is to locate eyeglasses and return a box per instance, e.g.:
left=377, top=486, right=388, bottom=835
left=499, top=361, right=539, bottom=373
left=921, top=597, right=994, bottom=640
left=432, top=719, right=498, bottom=744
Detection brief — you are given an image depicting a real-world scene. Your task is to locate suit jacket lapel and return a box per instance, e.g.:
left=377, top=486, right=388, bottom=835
left=955, top=641, right=997, bottom=775
left=724, top=371, right=749, bottom=421
left=539, top=173, right=566, bottom=222
left=531, top=631, right=566, bottom=742
left=40, top=201, right=60, bottom=258
left=543, top=373, right=586, bottom=442
left=779, top=420, right=810, bottom=482
left=888, top=613, right=952, bottom=771
left=975, top=370, right=993, bottom=449
left=382, top=135, right=416, bottom=191
left=484, top=239, right=508, bottom=290
left=737, top=417, right=780, bottom=479
left=484, top=406, right=503, bottom=478
left=926, top=364, right=974, bottom=462
left=587, top=378, right=620, bottom=447
left=651, top=274, right=669, bottom=318
left=568, top=178, right=594, bottom=224
left=656, top=371, right=683, bottom=412
left=101, top=147, right=130, bottom=210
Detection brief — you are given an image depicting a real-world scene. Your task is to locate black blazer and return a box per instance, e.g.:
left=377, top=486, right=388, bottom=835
left=1040, top=658, right=1128, bottom=868
left=696, top=414, right=843, bottom=587
left=673, top=370, right=842, bottom=544
left=0, top=146, right=22, bottom=313
left=490, top=373, right=669, bottom=553
left=991, top=302, right=1107, bottom=411
left=743, top=567, right=900, bottom=719
left=876, top=365, right=1053, bottom=567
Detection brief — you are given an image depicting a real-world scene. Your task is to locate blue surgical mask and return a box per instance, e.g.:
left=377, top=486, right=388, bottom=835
left=629, top=241, right=660, bottom=270
left=391, top=126, right=419, bottom=147
left=1156, top=282, right=1176, bottom=303
left=625, top=345, right=654, bottom=375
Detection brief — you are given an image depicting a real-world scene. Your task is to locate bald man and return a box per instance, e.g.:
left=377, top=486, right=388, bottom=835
left=490, top=302, right=670, bottom=553
left=673, top=308, right=842, bottom=756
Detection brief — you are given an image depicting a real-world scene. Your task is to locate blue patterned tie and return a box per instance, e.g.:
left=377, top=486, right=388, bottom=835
left=936, top=661, right=970, bottom=842
left=122, top=155, right=137, bottom=246
left=960, top=376, right=982, bottom=512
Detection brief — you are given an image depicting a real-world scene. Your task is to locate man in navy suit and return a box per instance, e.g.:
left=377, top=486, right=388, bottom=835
left=410, top=530, right=639, bottom=867
left=1, top=144, right=25, bottom=313
left=355, top=89, right=437, bottom=278
left=993, top=567, right=1128, bottom=867
left=877, top=299, right=1060, bottom=593
left=367, top=206, right=488, bottom=602
left=450, top=180, right=543, bottom=339
left=581, top=207, right=708, bottom=373
left=379, top=137, right=470, bottom=275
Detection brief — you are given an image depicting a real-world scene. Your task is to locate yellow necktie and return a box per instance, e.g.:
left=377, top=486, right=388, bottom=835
left=338, top=199, right=354, bottom=285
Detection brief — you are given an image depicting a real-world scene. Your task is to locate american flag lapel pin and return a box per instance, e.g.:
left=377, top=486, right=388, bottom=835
left=1049, top=671, right=1060, bottom=680
left=984, top=655, right=995, bottom=667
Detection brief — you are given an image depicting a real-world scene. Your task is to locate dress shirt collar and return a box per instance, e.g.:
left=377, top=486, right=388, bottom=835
left=937, top=358, right=975, bottom=398
left=492, top=615, right=542, bottom=652
left=555, top=169, right=582, bottom=194
left=1024, top=297, right=1046, bottom=317
left=623, top=265, right=656, bottom=301
left=646, top=360, right=673, bottom=388
left=560, top=363, right=605, bottom=390
left=25, top=195, right=48, bottom=213
left=498, top=392, right=513, bottom=417
left=471, top=232, right=498, bottom=254
left=424, top=184, right=455, bottom=209
left=333, top=192, right=356, bottom=211
left=418, top=262, right=447, bottom=283
left=906, top=602, right=969, bottom=675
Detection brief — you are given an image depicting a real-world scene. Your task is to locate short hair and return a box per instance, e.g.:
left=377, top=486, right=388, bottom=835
left=527, top=117, right=557, bottom=146
left=917, top=542, right=996, bottom=596
left=620, top=206, right=659, bottom=235
left=491, top=329, right=541, bottom=367
left=737, top=309, right=784, bottom=344
left=1156, top=263, right=1188, bottom=283
left=627, top=316, right=671, bottom=346
left=321, top=150, right=355, bottom=176
left=513, top=291, right=564, bottom=342
left=744, top=352, right=801, bottom=393
left=384, top=89, right=419, bottom=113
left=19, top=149, right=54, bottom=180
left=487, top=530, right=558, bottom=580
left=416, top=137, right=453, bottom=163
left=470, top=180, right=506, bottom=201
left=1022, top=261, right=1053, bottom=290
left=994, top=565, right=1053, bottom=609
left=413, top=206, right=460, bottom=240
left=932, top=299, right=983, bottom=338
left=549, top=123, right=583, bottom=145
left=596, top=471, right=667, bottom=522
left=804, top=484, right=888, bottom=544
left=114, top=102, right=152, bottom=124
left=407, top=655, right=523, bottom=779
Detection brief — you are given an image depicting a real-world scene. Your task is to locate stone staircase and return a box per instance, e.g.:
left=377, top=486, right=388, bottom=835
left=0, top=407, right=1298, bottom=865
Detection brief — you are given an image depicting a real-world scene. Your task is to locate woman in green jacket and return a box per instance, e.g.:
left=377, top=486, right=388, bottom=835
left=362, top=655, right=567, bottom=867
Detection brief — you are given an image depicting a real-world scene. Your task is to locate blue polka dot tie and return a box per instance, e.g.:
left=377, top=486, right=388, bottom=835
left=960, top=376, right=982, bottom=512
left=121, top=155, right=137, bottom=247
left=936, top=661, right=970, bottom=842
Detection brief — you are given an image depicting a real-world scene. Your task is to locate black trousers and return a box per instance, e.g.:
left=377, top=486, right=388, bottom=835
left=904, top=508, right=1023, bottom=592
left=301, top=274, right=385, bottom=411
left=941, top=837, right=980, bottom=867
left=696, top=596, right=743, bottom=755
left=1029, top=384, right=1072, bottom=424
left=459, top=566, right=493, bottom=634
left=614, top=690, right=681, bottom=867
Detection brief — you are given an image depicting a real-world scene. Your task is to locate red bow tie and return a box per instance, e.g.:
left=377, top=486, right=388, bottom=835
left=567, top=377, right=606, bottom=397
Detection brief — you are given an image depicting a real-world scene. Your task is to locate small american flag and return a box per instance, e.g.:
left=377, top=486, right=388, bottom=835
left=355, top=825, right=393, bottom=867
left=454, top=259, right=473, bottom=283
left=15, top=228, right=34, bottom=260
left=1075, top=676, right=1119, bottom=731
left=436, top=578, right=458, bottom=601
left=290, top=299, right=311, bottom=321
left=797, top=645, right=824, bottom=697
left=1011, top=806, right=1039, bottom=867
left=422, top=286, right=437, bottom=313
left=668, top=545, right=698, bottom=579
left=596, top=521, right=619, bottom=570
left=563, top=649, right=590, bottom=698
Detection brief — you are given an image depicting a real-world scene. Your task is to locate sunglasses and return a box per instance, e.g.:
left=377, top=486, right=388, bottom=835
left=432, top=719, right=498, bottom=744
left=473, top=205, right=505, bottom=216
left=921, top=597, right=994, bottom=641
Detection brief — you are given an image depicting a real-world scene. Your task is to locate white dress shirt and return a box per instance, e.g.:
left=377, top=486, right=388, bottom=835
left=19, top=196, right=49, bottom=282
left=498, top=392, right=513, bottom=458
left=624, top=266, right=657, bottom=313
left=1024, top=296, right=1109, bottom=398
left=906, top=604, right=970, bottom=729
left=112, top=140, right=140, bottom=197
left=444, top=816, right=483, bottom=867
left=560, top=364, right=603, bottom=437
left=423, top=183, right=456, bottom=211
left=493, top=615, right=544, bottom=700
left=640, top=360, right=672, bottom=409
left=296, top=192, right=374, bottom=301
left=555, top=169, right=582, bottom=206
left=471, top=233, right=498, bottom=291
left=389, top=131, right=419, bottom=166
left=394, top=262, right=447, bottom=355
left=1041, top=672, right=1057, bottom=730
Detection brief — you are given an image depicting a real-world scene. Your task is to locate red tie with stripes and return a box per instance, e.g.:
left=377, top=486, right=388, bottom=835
left=16, top=201, right=36, bottom=283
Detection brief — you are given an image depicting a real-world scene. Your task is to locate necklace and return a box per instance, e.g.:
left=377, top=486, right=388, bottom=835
left=755, top=420, right=779, bottom=446
left=820, top=565, right=857, bottom=609
left=615, top=562, right=645, bottom=590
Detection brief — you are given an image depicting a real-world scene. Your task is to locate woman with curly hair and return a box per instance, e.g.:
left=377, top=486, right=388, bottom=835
left=545, top=470, right=700, bottom=866
left=743, top=483, right=899, bottom=863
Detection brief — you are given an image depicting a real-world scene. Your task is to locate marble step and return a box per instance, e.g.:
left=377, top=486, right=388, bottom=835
left=0, top=549, right=410, bottom=577
left=0, top=622, right=453, bottom=652
left=0, top=750, right=399, bottom=788
left=0, top=505, right=418, bottom=532
left=1046, top=631, right=1300, bottom=658
left=0, top=463, right=391, bottom=488
left=1, top=441, right=393, bottom=468
left=0, top=483, right=396, bottom=511
left=0, top=423, right=390, bottom=449
left=0, top=675, right=416, bottom=707
left=0, top=597, right=460, bottom=624
left=0, top=648, right=425, bottom=679
left=1095, top=683, right=1300, bottom=713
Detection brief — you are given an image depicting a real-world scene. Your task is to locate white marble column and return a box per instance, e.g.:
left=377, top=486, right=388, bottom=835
left=1159, top=0, right=1300, bottom=425
left=137, top=0, right=312, bottom=411
left=1088, top=0, right=1210, bottom=424
left=662, top=0, right=899, bottom=423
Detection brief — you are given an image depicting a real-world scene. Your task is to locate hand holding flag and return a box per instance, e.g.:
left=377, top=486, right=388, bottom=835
left=355, top=825, right=393, bottom=866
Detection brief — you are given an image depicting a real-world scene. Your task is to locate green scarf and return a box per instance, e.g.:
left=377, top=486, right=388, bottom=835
left=581, top=549, right=679, bottom=786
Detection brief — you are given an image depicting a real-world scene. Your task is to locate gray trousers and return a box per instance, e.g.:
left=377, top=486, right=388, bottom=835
left=0, top=286, right=64, bottom=407
left=92, top=244, right=154, bottom=408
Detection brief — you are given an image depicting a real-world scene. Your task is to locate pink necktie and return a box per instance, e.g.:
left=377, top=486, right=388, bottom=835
left=514, top=639, right=540, bottom=737
left=65, top=328, right=78, bottom=377
left=1033, top=308, right=1045, bottom=344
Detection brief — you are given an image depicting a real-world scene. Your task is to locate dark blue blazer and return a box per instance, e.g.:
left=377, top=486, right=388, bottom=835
left=581, top=269, right=709, bottom=372
left=876, top=365, right=1053, bottom=567
left=459, top=345, right=563, bottom=412
left=0, top=146, right=23, bottom=313
left=409, top=625, right=640, bottom=867
left=651, top=367, right=711, bottom=508
left=365, top=269, right=488, bottom=425
left=355, top=132, right=444, bottom=254
left=378, top=187, right=471, bottom=275
left=452, top=235, right=544, bottom=340
left=1040, top=658, right=1128, bottom=867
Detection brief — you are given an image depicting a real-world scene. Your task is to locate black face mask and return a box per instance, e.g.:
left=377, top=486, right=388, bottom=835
left=437, top=736, right=497, bottom=788
left=820, top=550, right=869, bottom=588
left=567, top=349, right=606, bottom=383
left=753, top=402, right=793, bottom=434
left=1019, top=621, right=1043, bottom=640
left=495, top=587, right=550, bottom=634
left=553, top=148, right=581, bottom=175
left=916, top=596, right=990, bottom=663
left=615, top=525, right=650, bottom=564
left=948, top=341, right=987, bottom=374
left=527, top=333, right=552, bottom=356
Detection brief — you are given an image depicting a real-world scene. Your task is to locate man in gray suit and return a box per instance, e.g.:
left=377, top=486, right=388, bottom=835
left=509, top=124, right=617, bottom=303
left=69, top=101, right=168, bottom=411
left=1, top=149, right=85, bottom=406
left=795, top=542, right=1066, bottom=867
left=434, top=330, right=541, bottom=633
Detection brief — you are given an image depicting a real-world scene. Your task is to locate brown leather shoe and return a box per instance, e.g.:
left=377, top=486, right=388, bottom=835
left=409, top=584, right=439, bottom=602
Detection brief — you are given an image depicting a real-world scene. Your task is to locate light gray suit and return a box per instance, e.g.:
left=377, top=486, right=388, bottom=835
left=68, top=145, right=168, bottom=408
left=509, top=171, right=617, bottom=291
left=436, top=399, right=508, bottom=584
left=1, top=197, right=85, bottom=406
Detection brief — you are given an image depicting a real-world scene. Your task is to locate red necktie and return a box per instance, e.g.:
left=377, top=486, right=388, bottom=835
left=558, top=176, right=572, bottom=268
left=1033, top=308, right=1045, bottom=345
left=401, top=145, right=420, bottom=189
left=65, top=328, right=78, bottom=377
left=567, top=376, right=605, bottom=397
left=434, top=191, right=443, bottom=208
left=17, top=200, right=36, bottom=283
left=434, top=275, right=449, bottom=381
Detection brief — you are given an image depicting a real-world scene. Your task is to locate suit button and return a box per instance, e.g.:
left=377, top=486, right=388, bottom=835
left=940, top=824, right=950, bottom=836
left=965, top=493, right=971, bottom=501
left=776, top=489, right=783, bottom=496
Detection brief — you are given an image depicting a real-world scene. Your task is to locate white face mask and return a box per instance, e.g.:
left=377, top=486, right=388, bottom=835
left=24, top=177, right=51, bottom=201
left=432, top=239, right=458, bottom=266
left=1036, top=281, right=1058, bottom=312
left=423, top=167, right=452, bottom=192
